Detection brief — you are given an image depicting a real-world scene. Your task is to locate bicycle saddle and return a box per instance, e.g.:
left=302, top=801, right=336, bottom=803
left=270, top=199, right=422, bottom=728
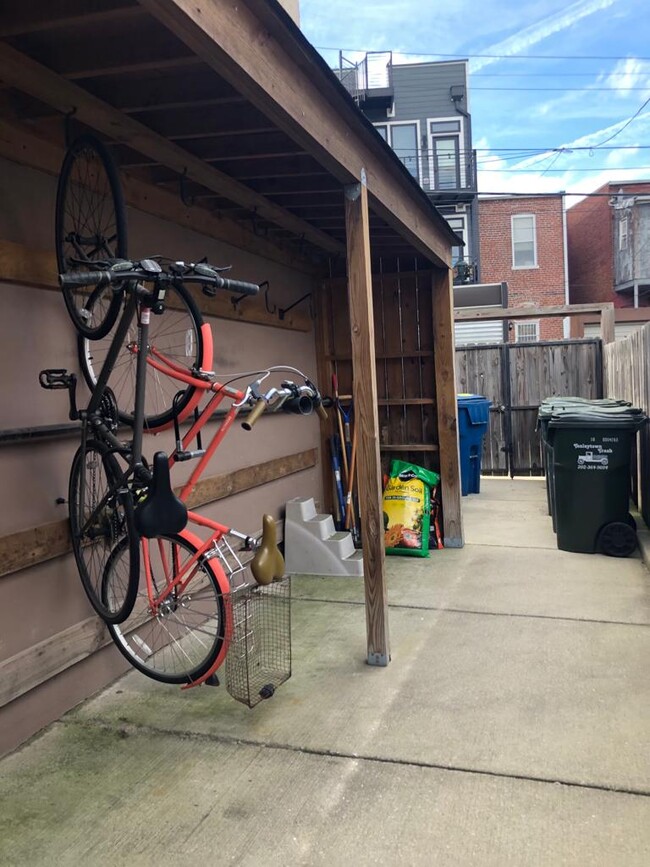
left=251, top=514, right=285, bottom=585
left=135, top=452, right=188, bottom=538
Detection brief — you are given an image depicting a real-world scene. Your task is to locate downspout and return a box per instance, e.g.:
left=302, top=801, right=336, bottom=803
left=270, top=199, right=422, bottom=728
left=561, top=192, right=570, bottom=338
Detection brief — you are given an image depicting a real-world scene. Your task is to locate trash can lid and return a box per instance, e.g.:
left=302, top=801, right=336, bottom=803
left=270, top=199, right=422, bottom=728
left=457, top=393, right=491, bottom=403
left=547, top=404, right=646, bottom=430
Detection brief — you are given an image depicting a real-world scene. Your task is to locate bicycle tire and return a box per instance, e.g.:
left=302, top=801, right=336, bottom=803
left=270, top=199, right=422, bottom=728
left=104, top=531, right=229, bottom=684
left=78, top=281, right=210, bottom=432
left=69, top=438, right=139, bottom=623
left=55, top=134, right=127, bottom=339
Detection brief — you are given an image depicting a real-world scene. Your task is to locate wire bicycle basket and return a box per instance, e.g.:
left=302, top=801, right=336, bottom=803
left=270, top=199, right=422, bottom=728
left=225, top=576, right=292, bottom=708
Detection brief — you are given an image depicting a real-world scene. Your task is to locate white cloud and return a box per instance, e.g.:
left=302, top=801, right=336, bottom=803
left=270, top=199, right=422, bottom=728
left=600, top=57, right=650, bottom=97
left=470, top=0, right=618, bottom=72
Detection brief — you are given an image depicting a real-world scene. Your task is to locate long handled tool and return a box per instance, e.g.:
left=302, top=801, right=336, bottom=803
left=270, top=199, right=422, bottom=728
left=344, top=419, right=358, bottom=533
left=330, top=434, right=347, bottom=530
left=332, top=374, right=349, bottom=488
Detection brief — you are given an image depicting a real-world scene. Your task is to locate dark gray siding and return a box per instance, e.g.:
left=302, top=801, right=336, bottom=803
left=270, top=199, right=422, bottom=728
left=392, top=62, right=468, bottom=121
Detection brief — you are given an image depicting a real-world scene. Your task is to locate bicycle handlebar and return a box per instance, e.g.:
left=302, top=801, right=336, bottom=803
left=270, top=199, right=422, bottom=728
left=59, top=259, right=260, bottom=297
left=241, top=381, right=327, bottom=430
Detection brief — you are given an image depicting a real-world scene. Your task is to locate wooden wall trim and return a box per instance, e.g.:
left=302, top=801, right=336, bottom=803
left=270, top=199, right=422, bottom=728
left=0, top=448, right=318, bottom=578
left=0, top=616, right=109, bottom=709
left=0, top=238, right=311, bottom=332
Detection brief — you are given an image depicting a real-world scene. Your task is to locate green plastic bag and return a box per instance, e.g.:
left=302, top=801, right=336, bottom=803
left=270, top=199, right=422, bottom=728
left=382, top=460, right=440, bottom=557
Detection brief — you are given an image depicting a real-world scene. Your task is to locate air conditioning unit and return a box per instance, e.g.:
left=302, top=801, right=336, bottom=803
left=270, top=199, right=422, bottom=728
left=455, top=204, right=467, bottom=213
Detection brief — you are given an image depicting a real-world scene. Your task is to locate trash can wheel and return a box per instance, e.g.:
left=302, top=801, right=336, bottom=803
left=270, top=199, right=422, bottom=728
left=625, top=513, right=637, bottom=530
left=597, top=521, right=637, bottom=558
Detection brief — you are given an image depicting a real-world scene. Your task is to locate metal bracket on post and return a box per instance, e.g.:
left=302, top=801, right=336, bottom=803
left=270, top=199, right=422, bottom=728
left=368, top=651, right=390, bottom=667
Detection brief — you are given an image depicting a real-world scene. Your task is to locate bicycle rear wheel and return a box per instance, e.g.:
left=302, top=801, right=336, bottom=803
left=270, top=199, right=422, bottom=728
left=78, top=281, right=210, bottom=432
left=55, top=134, right=128, bottom=339
left=104, top=532, right=229, bottom=684
left=69, top=438, right=139, bottom=623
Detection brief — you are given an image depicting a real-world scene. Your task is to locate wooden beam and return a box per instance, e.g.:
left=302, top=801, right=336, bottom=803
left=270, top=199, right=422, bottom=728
left=454, top=302, right=615, bottom=321
left=0, top=448, right=317, bottom=579
left=433, top=268, right=464, bottom=548
left=65, top=55, right=203, bottom=81
left=601, top=305, right=615, bottom=344
left=138, top=0, right=453, bottom=267
left=0, top=120, right=320, bottom=276
left=344, top=178, right=390, bottom=666
left=0, top=43, right=344, bottom=255
left=0, top=615, right=110, bottom=708
left=0, top=2, right=145, bottom=38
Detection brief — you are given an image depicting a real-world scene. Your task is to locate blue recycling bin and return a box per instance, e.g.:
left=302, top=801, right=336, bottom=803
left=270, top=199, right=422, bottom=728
left=457, top=394, right=491, bottom=496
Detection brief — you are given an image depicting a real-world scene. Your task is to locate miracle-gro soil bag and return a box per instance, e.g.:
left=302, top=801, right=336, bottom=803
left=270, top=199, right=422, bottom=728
left=382, top=460, right=440, bottom=557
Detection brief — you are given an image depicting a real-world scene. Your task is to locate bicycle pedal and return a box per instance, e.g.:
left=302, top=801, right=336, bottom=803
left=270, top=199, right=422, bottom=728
left=204, top=674, right=220, bottom=687
left=39, top=369, right=74, bottom=390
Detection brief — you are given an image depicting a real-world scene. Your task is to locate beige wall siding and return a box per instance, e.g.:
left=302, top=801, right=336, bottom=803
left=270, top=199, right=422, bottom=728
left=0, top=156, right=323, bottom=755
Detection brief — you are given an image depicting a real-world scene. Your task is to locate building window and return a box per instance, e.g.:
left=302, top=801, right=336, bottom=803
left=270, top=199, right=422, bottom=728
left=511, top=214, right=537, bottom=268
left=373, top=121, right=419, bottom=180
left=515, top=321, right=540, bottom=343
left=428, top=119, right=462, bottom=190
left=445, top=214, right=467, bottom=266
left=619, top=216, right=628, bottom=251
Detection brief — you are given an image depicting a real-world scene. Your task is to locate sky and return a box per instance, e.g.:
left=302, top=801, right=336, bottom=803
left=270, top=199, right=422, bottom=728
left=300, top=0, right=650, bottom=205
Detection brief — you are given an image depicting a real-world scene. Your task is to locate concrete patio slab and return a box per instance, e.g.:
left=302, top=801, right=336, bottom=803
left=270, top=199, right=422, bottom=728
left=1, top=721, right=648, bottom=867
left=1, top=478, right=649, bottom=866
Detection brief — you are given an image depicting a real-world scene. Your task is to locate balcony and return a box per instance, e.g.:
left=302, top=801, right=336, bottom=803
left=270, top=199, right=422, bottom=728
left=338, top=51, right=394, bottom=111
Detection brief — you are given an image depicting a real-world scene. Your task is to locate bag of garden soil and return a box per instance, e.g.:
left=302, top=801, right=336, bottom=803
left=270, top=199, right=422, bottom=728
left=382, top=460, right=440, bottom=557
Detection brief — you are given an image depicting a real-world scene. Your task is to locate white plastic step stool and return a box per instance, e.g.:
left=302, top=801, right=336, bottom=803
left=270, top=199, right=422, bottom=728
left=284, top=497, right=364, bottom=577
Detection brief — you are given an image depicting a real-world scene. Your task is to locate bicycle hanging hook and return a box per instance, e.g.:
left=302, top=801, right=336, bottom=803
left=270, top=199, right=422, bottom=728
left=64, top=107, right=78, bottom=148
left=278, top=291, right=313, bottom=321
left=180, top=168, right=195, bottom=208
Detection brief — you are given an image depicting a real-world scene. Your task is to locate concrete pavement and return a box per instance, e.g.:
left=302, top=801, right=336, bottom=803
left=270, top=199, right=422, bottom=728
left=1, top=478, right=649, bottom=865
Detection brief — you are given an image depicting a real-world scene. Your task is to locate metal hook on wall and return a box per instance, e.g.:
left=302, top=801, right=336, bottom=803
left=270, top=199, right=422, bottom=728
left=180, top=168, right=195, bottom=208
left=64, top=107, right=78, bottom=148
left=278, top=291, right=313, bottom=321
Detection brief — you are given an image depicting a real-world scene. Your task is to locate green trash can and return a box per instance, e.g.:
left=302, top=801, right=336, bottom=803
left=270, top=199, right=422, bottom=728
left=547, top=405, right=646, bottom=556
left=538, top=397, right=632, bottom=527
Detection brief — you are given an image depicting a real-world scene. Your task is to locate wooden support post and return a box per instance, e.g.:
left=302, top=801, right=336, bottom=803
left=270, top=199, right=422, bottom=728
left=433, top=268, right=464, bottom=548
left=344, top=174, right=390, bottom=666
left=601, top=303, right=615, bottom=345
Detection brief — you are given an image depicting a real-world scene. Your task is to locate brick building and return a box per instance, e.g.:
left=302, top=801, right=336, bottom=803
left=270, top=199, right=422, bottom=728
left=479, top=194, right=568, bottom=341
left=567, top=180, right=650, bottom=338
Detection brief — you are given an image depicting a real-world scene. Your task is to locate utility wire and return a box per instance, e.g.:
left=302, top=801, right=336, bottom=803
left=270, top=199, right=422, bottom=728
left=320, top=46, right=650, bottom=62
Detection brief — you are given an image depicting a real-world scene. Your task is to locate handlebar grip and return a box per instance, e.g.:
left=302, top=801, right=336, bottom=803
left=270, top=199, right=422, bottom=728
left=241, top=398, right=267, bottom=431
left=59, top=271, right=110, bottom=289
left=220, top=278, right=259, bottom=296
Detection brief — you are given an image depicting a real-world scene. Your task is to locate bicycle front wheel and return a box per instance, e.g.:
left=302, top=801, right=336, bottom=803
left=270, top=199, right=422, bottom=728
left=55, top=135, right=127, bottom=339
left=69, top=438, right=139, bottom=623
left=104, top=532, right=229, bottom=684
left=78, top=281, right=210, bottom=432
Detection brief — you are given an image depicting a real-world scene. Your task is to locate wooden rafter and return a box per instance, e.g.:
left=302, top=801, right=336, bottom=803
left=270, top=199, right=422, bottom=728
left=0, top=119, right=321, bottom=275
left=138, top=0, right=454, bottom=267
left=0, top=41, right=344, bottom=254
left=0, top=2, right=145, bottom=39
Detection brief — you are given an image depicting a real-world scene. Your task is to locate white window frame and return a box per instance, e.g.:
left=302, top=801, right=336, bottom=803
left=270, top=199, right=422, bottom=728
left=511, top=214, right=538, bottom=269
left=426, top=115, right=465, bottom=191
left=619, top=215, right=629, bottom=251
left=514, top=320, right=540, bottom=343
left=373, top=119, right=422, bottom=181
left=444, top=214, right=468, bottom=265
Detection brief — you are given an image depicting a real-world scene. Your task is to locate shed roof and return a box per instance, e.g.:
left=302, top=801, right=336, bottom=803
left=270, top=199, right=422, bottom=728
left=0, top=0, right=458, bottom=272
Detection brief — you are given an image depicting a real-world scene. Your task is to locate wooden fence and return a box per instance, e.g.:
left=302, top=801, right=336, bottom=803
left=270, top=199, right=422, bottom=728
left=455, top=340, right=602, bottom=476
left=603, top=322, right=650, bottom=526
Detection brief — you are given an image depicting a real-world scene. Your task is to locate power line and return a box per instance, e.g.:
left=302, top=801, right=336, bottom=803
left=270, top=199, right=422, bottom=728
left=320, top=45, right=650, bottom=62
left=470, top=71, right=650, bottom=78
left=468, top=86, right=650, bottom=91
left=589, top=95, right=650, bottom=146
